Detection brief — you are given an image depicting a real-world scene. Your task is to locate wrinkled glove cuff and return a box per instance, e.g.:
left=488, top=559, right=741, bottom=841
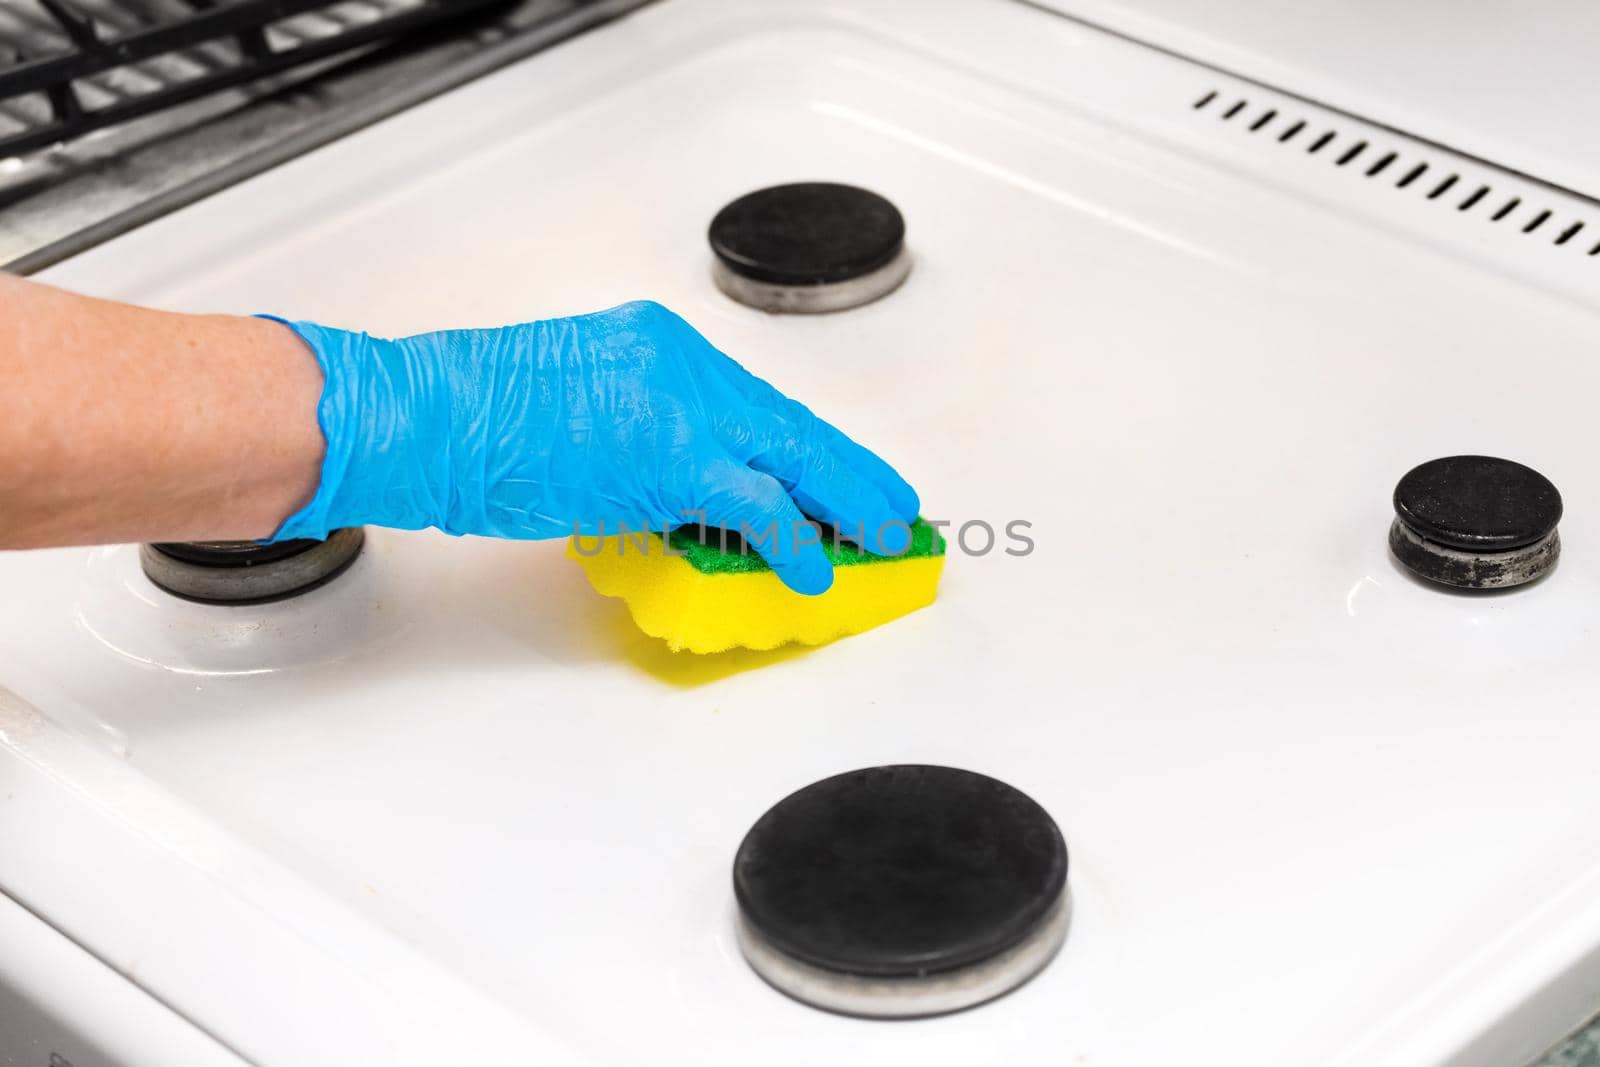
left=258, top=316, right=449, bottom=542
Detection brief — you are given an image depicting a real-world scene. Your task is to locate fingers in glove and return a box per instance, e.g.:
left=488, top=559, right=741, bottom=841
left=742, top=413, right=911, bottom=556
left=685, top=322, right=921, bottom=530
left=799, top=406, right=920, bottom=524
left=694, top=456, right=834, bottom=596
left=717, top=361, right=920, bottom=523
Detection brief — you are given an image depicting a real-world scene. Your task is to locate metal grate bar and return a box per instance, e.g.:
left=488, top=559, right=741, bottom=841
left=0, top=0, right=506, bottom=155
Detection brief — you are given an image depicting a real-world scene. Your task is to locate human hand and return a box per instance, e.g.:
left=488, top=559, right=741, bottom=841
left=266, top=300, right=919, bottom=594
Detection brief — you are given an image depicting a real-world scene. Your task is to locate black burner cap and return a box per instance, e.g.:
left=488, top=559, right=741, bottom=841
left=709, top=182, right=905, bottom=286
left=733, top=765, right=1068, bottom=978
left=1393, top=455, right=1562, bottom=551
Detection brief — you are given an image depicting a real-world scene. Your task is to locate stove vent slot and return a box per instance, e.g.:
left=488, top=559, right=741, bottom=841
left=1192, top=90, right=1600, bottom=259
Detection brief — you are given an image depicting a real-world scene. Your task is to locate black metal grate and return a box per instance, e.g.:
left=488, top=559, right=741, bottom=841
left=0, top=0, right=507, bottom=157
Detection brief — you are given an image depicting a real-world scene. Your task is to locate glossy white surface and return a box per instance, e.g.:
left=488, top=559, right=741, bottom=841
left=0, top=892, right=249, bottom=1067
left=5, top=1, right=1600, bottom=1064
left=1038, top=0, right=1600, bottom=202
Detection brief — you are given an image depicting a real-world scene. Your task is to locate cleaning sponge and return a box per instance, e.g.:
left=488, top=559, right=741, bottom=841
left=570, top=520, right=946, bottom=653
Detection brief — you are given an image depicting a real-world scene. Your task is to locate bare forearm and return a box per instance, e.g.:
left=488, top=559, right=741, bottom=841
left=0, top=274, right=324, bottom=549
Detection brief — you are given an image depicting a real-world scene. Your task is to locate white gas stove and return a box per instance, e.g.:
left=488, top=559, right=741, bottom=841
left=5, top=1, right=1600, bottom=1064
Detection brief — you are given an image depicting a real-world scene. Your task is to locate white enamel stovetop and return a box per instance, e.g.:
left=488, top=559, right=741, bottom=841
left=1036, top=0, right=1600, bottom=206
left=6, top=1, right=1600, bottom=1065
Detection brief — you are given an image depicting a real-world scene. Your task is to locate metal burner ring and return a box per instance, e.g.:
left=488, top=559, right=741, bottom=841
left=736, top=890, right=1070, bottom=1019
left=712, top=247, right=912, bottom=314
left=140, top=527, right=365, bottom=604
left=1388, top=519, right=1559, bottom=590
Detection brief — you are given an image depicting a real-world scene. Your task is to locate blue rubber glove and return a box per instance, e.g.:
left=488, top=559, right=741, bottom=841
left=264, top=300, right=918, bottom=595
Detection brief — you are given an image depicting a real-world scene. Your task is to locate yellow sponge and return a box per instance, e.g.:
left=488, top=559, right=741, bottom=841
left=569, top=520, right=946, bottom=654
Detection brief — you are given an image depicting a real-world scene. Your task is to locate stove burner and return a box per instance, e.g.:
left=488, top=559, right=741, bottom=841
left=1389, top=456, right=1562, bottom=589
left=732, top=764, right=1069, bottom=1018
left=708, top=182, right=911, bottom=313
left=140, top=528, right=365, bottom=604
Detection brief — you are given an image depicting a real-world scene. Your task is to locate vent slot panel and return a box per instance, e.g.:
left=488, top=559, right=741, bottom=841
left=1190, top=87, right=1598, bottom=260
